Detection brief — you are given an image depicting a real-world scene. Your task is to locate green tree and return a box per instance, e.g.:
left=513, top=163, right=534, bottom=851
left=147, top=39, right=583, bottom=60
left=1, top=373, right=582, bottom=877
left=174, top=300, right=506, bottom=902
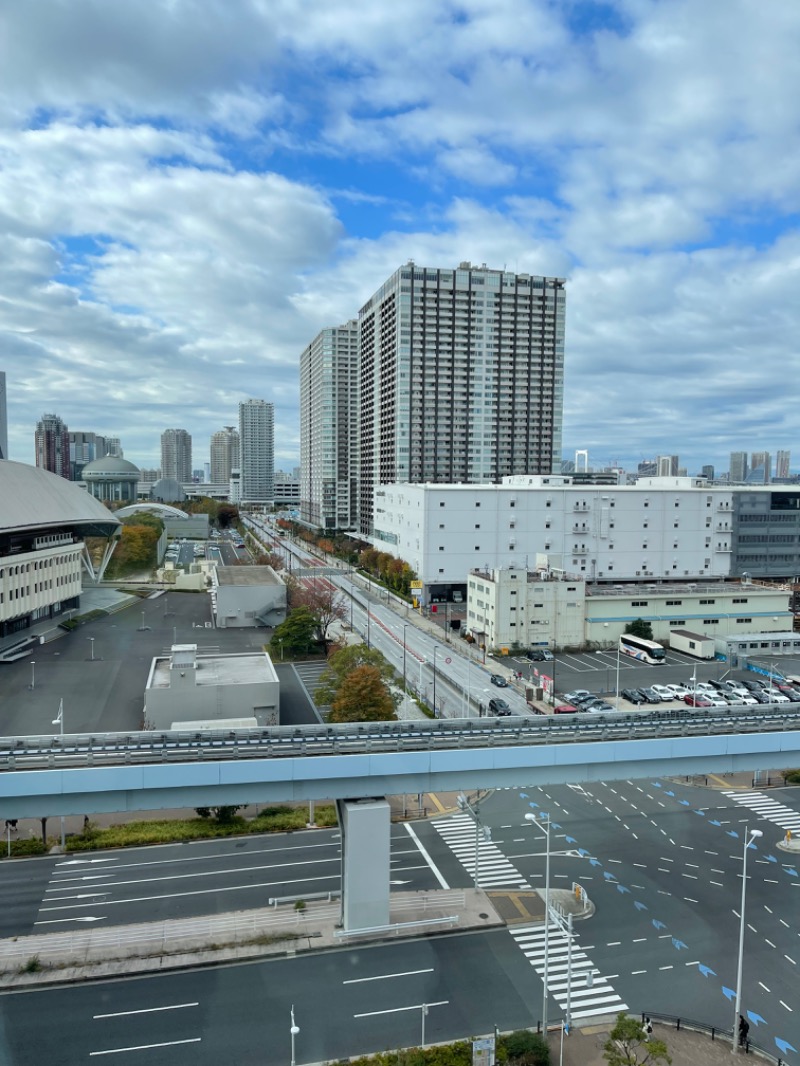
left=290, top=583, right=347, bottom=645
left=270, top=607, right=318, bottom=657
left=624, top=618, right=654, bottom=641
left=502, top=1029, right=550, bottom=1066
left=315, top=645, right=397, bottom=706
left=603, top=1014, right=671, bottom=1066
left=217, top=504, right=239, bottom=528
left=329, top=665, right=397, bottom=723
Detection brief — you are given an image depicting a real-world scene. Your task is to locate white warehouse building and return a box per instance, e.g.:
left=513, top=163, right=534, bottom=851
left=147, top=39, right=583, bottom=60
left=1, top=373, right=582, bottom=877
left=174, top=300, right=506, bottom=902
left=373, top=475, right=734, bottom=602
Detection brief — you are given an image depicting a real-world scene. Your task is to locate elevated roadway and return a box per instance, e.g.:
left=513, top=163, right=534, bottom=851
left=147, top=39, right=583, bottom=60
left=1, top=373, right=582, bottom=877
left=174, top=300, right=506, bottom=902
left=3, top=706, right=800, bottom=818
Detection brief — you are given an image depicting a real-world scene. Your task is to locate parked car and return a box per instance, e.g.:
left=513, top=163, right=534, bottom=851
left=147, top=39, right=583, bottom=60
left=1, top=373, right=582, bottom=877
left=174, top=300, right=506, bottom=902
left=684, top=693, right=713, bottom=707
left=666, top=684, right=691, bottom=698
left=586, top=701, right=616, bottom=713
left=563, top=690, right=594, bottom=706
left=527, top=650, right=546, bottom=661
left=553, top=704, right=578, bottom=714
left=574, top=693, right=605, bottom=708
left=540, top=650, right=554, bottom=661
left=638, top=688, right=662, bottom=704
left=650, top=685, right=675, bottom=701
left=741, top=679, right=765, bottom=692
left=704, top=693, right=730, bottom=707
left=490, top=675, right=509, bottom=687
left=766, top=690, right=791, bottom=703
left=690, top=682, right=717, bottom=695
left=721, top=680, right=750, bottom=697
left=621, top=688, right=646, bottom=705
left=488, top=698, right=512, bottom=716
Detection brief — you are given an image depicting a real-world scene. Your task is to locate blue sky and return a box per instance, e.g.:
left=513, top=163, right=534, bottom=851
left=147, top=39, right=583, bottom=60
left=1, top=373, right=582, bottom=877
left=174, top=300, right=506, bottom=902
left=2, top=0, right=799, bottom=476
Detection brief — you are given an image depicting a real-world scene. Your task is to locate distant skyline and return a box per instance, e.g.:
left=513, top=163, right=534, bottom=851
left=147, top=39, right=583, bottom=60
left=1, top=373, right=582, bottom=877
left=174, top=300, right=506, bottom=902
left=3, top=2, right=800, bottom=473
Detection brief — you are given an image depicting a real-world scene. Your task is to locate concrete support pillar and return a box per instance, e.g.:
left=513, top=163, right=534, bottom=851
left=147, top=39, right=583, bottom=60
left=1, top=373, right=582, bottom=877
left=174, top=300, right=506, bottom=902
left=338, top=798, right=391, bottom=931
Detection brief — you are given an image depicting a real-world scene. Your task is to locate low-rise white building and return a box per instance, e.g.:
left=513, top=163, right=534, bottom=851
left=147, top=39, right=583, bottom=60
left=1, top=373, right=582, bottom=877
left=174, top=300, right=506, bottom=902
left=374, top=475, right=733, bottom=601
left=144, top=644, right=280, bottom=729
left=467, top=566, right=792, bottom=652
left=212, top=565, right=287, bottom=628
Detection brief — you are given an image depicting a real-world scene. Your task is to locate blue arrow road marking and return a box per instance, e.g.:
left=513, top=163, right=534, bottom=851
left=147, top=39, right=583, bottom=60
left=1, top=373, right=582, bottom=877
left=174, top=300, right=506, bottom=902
left=652, top=920, right=667, bottom=931
left=698, top=964, right=716, bottom=978
left=784, top=867, right=799, bottom=878
left=565, top=836, right=577, bottom=845
left=776, top=1038, right=798, bottom=1056
left=589, top=858, right=602, bottom=867
left=616, top=884, right=631, bottom=894
left=665, top=791, right=675, bottom=797
left=765, top=855, right=778, bottom=863
left=747, top=1011, right=766, bottom=1027
left=679, top=799, right=691, bottom=806
left=634, top=901, right=648, bottom=912
left=603, top=871, right=617, bottom=881
left=520, top=793, right=529, bottom=799
left=652, top=781, right=662, bottom=788
left=709, top=819, right=722, bottom=826
left=722, top=986, right=736, bottom=1002
left=727, top=830, right=740, bottom=838
left=671, top=938, right=688, bottom=950
left=694, top=810, right=706, bottom=816
left=527, top=801, right=539, bottom=808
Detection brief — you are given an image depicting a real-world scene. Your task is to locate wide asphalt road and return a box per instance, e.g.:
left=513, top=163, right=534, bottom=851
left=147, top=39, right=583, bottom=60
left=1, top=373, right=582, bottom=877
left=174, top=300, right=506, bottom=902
left=0, top=930, right=538, bottom=1065
left=0, top=822, right=446, bottom=936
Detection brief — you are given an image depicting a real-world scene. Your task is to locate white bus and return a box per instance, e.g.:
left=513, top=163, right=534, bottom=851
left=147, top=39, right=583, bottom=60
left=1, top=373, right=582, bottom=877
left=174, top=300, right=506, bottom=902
left=619, top=633, right=666, bottom=665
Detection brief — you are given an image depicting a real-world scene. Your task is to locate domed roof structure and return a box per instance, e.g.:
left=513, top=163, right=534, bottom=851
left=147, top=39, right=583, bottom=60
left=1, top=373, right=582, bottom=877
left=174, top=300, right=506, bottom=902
left=0, top=459, right=120, bottom=537
left=82, top=455, right=140, bottom=477
left=151, top=477, right=186, bottom=503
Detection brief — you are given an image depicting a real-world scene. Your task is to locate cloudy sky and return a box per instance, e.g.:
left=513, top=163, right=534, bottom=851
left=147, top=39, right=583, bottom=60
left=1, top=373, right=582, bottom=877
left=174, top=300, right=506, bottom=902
left=3, top=0, right=799, bottom=476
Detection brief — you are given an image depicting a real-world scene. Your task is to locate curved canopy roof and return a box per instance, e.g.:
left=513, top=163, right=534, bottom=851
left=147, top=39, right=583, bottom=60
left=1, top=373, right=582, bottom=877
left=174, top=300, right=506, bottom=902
left=150, top=477, right=186, bottom=502
left=116, top=502, right=189, bottom=520
left=82, top=456, right=140, bottom=477
left=0, top=460, right=121, bottom=537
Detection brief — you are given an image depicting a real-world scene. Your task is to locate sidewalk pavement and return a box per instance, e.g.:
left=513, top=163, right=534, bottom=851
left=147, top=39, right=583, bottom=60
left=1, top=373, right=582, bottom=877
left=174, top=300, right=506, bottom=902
left=546, top=1020, right=742, bottom=1066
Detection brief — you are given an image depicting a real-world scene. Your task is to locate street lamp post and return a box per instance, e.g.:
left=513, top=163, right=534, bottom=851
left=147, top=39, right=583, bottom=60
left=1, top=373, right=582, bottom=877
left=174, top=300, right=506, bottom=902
left=733, top=827, right=762, bottom=1053
left=290, top=1005, right=299, bottom=1066
left=29, top=661, right=36, bottom=690
left=52, top=700, right=66, bottom=848
left=402, top=624, right=409, bottom=699
left=526, top=810, right=551, bottom=1032
left=457, top=793, right=490, bottom=889
left=432, top=647, right=440, bottom=717
left=88, top=637, right=95, bottom=661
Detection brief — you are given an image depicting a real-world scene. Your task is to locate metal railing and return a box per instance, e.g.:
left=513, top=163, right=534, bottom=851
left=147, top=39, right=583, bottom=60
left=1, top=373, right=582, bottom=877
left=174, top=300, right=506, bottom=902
left=2, top=704, right=800, bottom=772
left=641, top=1012, right=786, bottom=1065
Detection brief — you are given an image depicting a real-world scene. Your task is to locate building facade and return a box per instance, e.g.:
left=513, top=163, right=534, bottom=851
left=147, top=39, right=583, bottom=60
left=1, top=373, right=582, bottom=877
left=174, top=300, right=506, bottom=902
left=210, top=426, right=240, bottom=485
left=82, top=456, right=140, bottom=503
left=750, top=451, right=772, bottom=484
left=160, top=429, right=192, bottom=483
left=299, top=321, right=359, bottom=529
left=776, top=450, right=792, bottom=480
left=238, top=399, right=274, bottom=504
left=730, top=452, right=748, bottom=483
left=356, top=262, right=565, bottom=535
left=68, top=431, right=108, bottom=481
left=0, top=371, right=7, bottom=460
left=35, top=413, right=70, bottom=479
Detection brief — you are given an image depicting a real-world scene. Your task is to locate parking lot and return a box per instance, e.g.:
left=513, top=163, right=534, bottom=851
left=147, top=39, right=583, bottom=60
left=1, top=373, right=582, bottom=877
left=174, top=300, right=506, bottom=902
left=502, top=648, right=800, bottom=711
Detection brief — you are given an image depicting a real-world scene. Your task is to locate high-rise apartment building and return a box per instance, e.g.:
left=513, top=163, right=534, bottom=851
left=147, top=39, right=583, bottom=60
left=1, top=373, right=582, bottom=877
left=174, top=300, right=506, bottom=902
left=300, top=321, right=359, bottom=529
left=656, top=455, right=679, bottom=477
left=750, top=451, right=771, bottom=484
left=105, top=437, right=123, bottom=458
left=729, top=451, right=748, bottom=482
left=210, top=426, right=240, bottom=485
left=160, top=429, right=192, bottom=483
left=701, top=464, right=715, bottom=482
left=776, top=450, right=791, bottom=479
left=0, top=372, right=7, bottom=460
left=35, top=413, right=70, bottom=479
left=68, top=431, right=107, bottom=481
left=238, top=400, right=274, bottom=503
left=356, top=261, right=565, bottom=535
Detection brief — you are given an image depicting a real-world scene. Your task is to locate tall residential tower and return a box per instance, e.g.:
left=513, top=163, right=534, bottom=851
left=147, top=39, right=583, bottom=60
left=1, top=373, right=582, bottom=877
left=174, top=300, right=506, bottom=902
left=356, top=261, right=565, bottom=534
left=210, top=426, right=240, bottom=485
left=35, top=413, right=70, bottom=479
left=0, top=372, right=7, bottom=460
left=238, top=400, right=274, bottom=504
left=160, top=429, right=192, bottom=483
left=300, top=321, right=359, bottom=529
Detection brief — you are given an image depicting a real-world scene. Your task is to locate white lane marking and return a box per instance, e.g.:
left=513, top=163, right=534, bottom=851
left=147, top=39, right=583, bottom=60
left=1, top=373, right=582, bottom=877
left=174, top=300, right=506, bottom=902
left=94, top=1003, right=198, bottom=1020
left=344, top=968, right=433, bottom=985
left=765, top=906, right=773, bottom=914
left=633, top=938, right=647, bottom=943
left=354, top=1000, right=448, bottom=1019
left=404, top=823, right=449, bottom=889
left=781, top=919, right=790, bottom=928
left=90, top=1038, right=201, bottom=1057
left=766, top=939, right=776, bottom=948
left=759, top=982, right=771, bottom=992
left=659, top=965, right=673, bottom=971
left=660, top=857, right=674, bottom=863
left=710, top=881, right=723, bottom=887
left=632, top=969, right=647, bottom=975
left=684, top=897, right=699, bottom=903
left=781, top=1001, right=793, bottom=1012
left=785, top=956, right=796, bottom=965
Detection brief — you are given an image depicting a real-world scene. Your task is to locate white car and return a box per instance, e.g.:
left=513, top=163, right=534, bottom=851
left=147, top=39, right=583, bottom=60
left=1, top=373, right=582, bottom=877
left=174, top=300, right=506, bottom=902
left=691, top=682, right=716, bottom=695
left=766, top=690, right=791, bottom=703
left=666, top=683, right=691, bottom=698
left=704, top=694, right=730, bottom=707
left=650, top=685, right=676, bottom=701
left=722, top=680, right=750, bottom=697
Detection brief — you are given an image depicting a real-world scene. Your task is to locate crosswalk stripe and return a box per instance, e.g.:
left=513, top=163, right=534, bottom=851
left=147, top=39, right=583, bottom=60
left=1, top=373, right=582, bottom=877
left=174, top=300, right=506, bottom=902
left=431, top=814, right=531, bottom=890
left=722, top=790, right=800, bottom=834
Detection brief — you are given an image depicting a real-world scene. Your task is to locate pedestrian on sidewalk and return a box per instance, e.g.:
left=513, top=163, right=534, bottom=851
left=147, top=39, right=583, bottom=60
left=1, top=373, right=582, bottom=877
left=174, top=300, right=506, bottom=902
left=642, top=1017, right=653, bottom=1041
left=739, top=1015, right=750, bottom=1047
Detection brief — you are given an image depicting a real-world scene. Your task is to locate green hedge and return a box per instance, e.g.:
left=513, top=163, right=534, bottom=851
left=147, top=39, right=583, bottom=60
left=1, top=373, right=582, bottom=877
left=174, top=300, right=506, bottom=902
left=331, top=1031, right=549, bottom=1066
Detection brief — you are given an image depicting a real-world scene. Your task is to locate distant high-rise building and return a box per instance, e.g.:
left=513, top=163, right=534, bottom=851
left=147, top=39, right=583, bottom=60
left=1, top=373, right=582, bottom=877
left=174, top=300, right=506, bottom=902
left=300, top=321, right=359, bottom=529
left=238, top=400, right=274, bottom=503
left=355, top=261, right=565, bottom=535
left=35, top=413, right=70, bottom=479
left=105, top=437, right=123, bottom=458
left=160, top=429, right=192, bottom=483
left=638, top=460, right=657, bottom=476
left=0, top=372, right=7, bottom=460
left=776, top=450, right=791, bottom=479
left=210, top=426, right=240, bottom=485
left=751, top=451, right=772, bottom=484
left=656, top=455, right=679, bottom=476
left=701, top=464, right=715, bottom=482
left=68, top=431, right=107, bottom=481
left=729, top=451, right=748, bottom=483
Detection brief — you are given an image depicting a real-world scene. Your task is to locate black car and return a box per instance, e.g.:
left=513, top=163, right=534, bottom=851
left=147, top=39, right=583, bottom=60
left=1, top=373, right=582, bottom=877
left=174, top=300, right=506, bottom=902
left=488, top=697, right=512, bottom=716
left=573, top=692, right=602, bottom=706
left=490, top=674, right=509, bottom=687
left=740, top=679, right=764, bottom=692
left=621, top=688, right=646, bottom=705
left=637, top=687, right=662, bottom=704
left=584, top=699, right=615, bottom=713
left=527, top=650, right=546, bottom=662
left=563, top=690, right=593, bottom=706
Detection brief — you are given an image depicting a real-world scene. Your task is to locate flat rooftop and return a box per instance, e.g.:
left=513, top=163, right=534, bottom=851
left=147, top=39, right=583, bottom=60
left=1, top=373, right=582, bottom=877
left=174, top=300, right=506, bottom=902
left=149, top=652, right=278, bottom=689
left=216, top=566, right=282, bottom=587
left=585, top=580, right=787, bottom=598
